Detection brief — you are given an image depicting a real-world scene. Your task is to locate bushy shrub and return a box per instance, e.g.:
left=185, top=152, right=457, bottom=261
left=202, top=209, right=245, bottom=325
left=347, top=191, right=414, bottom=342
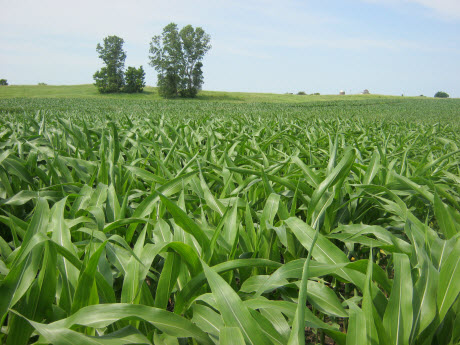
left=157, top=71, right=179, bottom=98
left=124, top=66, right=146, bottom=93
left=93, top=67, right=125, bottom=93
left=434, top=91, right=449, bottom=98
left=0, top=79, right=8, bottom=86
left=297, top=91, right=306, bottom=95
left=38, top=82, right=47, bottom=86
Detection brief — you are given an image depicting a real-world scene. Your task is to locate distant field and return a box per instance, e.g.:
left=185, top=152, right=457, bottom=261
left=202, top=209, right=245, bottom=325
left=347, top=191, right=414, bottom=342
left=0, top=88, right=459, bottom=344
left=0, top=83, right=423, bottom=103
left=0, top=91, right=459, bottom=128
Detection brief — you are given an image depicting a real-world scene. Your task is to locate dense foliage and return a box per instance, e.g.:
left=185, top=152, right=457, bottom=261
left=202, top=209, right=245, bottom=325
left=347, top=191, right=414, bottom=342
left=93, top=36, right=146, bottom=94
left=149, top=23, right=211, bottom=98
left=93, top=36, right=127, bottom=93
left=124, top=66, right=146, bottom=93
left=0, top=79, right=8, bottom=86
left=434, top=91, right=449, bottom=98
left=0, top=97, right=459, bottom=345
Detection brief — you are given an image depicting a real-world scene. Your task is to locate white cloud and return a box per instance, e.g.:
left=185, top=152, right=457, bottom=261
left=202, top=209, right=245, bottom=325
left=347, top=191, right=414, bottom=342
left=362, top=0, right=460, bottom=19
left=1, top=0, right=340, bottom=42
left=411, top=0, right=460, bottom=19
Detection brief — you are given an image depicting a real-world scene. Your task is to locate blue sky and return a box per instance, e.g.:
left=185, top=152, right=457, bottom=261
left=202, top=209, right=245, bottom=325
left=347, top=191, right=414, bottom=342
left=1, top=0, right=459, bottom=97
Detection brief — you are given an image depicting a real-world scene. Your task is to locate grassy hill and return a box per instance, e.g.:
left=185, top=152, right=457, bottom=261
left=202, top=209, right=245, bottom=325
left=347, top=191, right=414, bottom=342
left=0, top=84, right=413, bottom=103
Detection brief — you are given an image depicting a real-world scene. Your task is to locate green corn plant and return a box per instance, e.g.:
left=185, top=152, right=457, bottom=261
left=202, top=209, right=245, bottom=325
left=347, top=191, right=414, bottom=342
left=0, top=96, right=459, bottom=344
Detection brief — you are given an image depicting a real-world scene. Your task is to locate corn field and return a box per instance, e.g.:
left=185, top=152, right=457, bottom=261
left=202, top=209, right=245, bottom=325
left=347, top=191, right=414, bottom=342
left=0, top=97, right=459, bottom=345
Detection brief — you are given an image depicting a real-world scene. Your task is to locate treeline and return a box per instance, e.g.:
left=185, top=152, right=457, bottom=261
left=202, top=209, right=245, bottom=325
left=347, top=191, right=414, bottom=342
left=93, top=23, right=211, bottom=98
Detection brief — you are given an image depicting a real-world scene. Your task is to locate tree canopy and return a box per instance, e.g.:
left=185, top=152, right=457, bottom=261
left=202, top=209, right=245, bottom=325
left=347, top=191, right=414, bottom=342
left=93, top=36, right=126, bottom=93
left=93, top=36, right=145, bottom=94
left=149, top=23, right=211, bottom=98
left=434, top=91, right=449, bottom=98
left=124, top=66, right=146, bottom=93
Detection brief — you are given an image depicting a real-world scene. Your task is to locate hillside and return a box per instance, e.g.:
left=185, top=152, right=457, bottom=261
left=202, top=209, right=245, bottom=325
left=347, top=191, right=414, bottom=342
left=0, top=84, right=417, bottom=103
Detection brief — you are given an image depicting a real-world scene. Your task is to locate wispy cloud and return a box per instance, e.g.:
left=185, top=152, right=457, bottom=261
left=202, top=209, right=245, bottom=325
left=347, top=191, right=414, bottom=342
left=249, top=35, right=420, bottom=51
left=1, top=0, right=340, bottom=44
left=361, top=0, right=460, bottom=20
left=2, top=0, right=226, bottom=44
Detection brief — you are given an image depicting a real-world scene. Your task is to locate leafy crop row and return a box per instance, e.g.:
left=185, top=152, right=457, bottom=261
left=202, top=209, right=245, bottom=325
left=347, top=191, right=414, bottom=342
left=0, top=98, right=459, bottom=344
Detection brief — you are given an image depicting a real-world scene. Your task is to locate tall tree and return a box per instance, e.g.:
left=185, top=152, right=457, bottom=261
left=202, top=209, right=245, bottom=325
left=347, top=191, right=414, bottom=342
left=149, top=23, right=211, bottom=98
left=93, top=36, right=126, bottom=93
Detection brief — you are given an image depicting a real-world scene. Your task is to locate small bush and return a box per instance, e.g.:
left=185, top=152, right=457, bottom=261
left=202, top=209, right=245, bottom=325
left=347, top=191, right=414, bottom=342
left=434, top=91, right=449, bottom=98
left=93, top=67, right=125, bottom=93
left=311, top=92, right=320, bottom=95
left=0, top=79, right=8, bottom=86
left=38, top=82, right=47, bottom=86
left=297, top=91, right=306, bottom=95
left=124, top=66, right=146, bottom=93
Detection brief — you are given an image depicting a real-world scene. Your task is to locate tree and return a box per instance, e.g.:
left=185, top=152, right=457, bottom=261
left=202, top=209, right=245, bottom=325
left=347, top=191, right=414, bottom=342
left=0, top=79, right=8, bottom=86
left=124, top=66, right=146, bottom=93
left=157, top=70, right=179, bottom=98
left=93, top=36, right=126, bottom=93
left=434, top=91, right=449, bottom=98
left=149, top=23, right=211, bottom=98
